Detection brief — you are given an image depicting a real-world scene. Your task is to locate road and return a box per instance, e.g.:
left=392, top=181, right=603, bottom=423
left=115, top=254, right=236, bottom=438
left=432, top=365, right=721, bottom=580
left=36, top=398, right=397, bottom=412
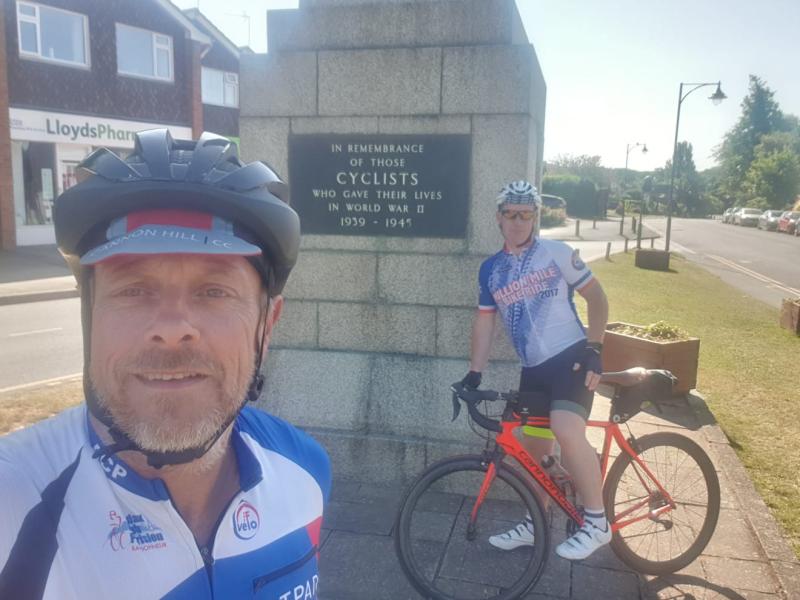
left=0, top=297, right=82, bottom=391
left=1, top=218, right=797, bottom=390
left=646, top=217, right=800, bottom=309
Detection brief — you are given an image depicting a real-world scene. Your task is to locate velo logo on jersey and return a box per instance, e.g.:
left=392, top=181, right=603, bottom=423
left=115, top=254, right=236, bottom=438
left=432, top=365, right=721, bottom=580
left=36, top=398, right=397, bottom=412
left=106, top=511, right=167, bottom=552
left=233, top=500, right=260, bottom=540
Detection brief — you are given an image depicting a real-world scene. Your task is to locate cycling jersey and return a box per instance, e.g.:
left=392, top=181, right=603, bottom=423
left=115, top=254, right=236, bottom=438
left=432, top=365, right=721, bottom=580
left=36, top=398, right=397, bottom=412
left=0, top=405, right=330, bottom=600
left=478, top=238, right=594, bottom=367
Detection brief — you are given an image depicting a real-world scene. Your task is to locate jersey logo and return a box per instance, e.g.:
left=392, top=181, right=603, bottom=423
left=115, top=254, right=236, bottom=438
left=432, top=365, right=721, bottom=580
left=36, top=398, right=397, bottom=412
left=106, top=511, right=167, bottom=552
left=233, top=500, right=260, bottom=540
left=571, top=249, right=586, bottom=271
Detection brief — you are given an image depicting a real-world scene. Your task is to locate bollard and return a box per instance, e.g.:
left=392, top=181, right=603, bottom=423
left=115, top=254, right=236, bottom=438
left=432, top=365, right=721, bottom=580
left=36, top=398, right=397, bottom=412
left=575, top=219, right=580, bottom=237
left=619, top=218, right=624, bottom=235
left=651, top=238, right=655, bottom=248
left=632, top=216, right=637, bottom=232
left=593, top=219, right=597, bottom=229
left=605, top=242, right=611, bottom=260
left=624, top=238, right=629, bottom=253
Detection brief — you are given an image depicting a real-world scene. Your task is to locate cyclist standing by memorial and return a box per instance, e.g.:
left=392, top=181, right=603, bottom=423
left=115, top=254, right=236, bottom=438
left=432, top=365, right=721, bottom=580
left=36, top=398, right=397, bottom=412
left=460, top=180, right=611, bottom=560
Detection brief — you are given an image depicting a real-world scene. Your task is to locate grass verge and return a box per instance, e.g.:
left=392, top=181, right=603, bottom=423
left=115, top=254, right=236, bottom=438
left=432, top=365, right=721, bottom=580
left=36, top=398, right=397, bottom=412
left=0, top=379, right=82, bottom=435
left=584, top=251, right=800, bottom=557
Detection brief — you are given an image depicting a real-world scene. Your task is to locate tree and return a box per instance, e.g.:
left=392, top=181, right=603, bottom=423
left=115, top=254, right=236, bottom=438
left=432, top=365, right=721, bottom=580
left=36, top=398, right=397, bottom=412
left=662, top=142, right=705, bottom=216
left=715, top=76, right=788, bottom=204
left=546, top=154, right=610, bottom=187
left=744, top=133, right=800, bottom=209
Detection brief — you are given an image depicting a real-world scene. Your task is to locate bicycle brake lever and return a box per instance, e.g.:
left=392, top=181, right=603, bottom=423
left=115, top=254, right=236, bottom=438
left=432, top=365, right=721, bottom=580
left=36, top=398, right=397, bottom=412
left=451, top=391, right=462, bottom=422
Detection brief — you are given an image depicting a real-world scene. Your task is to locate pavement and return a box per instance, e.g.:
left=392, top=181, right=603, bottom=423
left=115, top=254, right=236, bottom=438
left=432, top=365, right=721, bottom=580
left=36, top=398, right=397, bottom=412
left=2, top=220, right=800, bottom=599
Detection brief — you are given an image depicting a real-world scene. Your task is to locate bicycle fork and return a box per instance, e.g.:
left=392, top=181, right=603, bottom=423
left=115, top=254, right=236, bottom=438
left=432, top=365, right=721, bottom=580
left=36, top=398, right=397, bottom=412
left=465, top=450, right=504, bottom=541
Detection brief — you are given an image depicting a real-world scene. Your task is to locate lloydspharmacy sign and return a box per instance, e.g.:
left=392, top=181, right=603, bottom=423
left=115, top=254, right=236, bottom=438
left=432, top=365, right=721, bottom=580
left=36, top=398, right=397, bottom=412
left=9, top=108, right=192, bottom=149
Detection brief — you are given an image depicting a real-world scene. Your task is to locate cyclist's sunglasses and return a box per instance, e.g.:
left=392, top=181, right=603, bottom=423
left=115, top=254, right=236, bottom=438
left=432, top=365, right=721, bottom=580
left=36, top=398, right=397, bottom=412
left=501, top=209, right=537, bottom=221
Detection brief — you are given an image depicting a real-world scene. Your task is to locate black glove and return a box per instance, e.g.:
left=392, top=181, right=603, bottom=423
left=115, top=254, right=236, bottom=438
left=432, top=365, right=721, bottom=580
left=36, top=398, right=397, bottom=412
left=577, top=343, right=603, bottom=375
left=461, top=370, right=482, bottom=390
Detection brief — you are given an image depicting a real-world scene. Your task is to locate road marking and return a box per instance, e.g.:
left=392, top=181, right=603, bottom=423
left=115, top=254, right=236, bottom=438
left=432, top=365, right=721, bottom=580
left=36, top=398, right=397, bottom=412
left=8, top=327, right=63, bottom=338
left=706, top=254, right=800, bottom=296
left=0, top=372, right=82, bottom=395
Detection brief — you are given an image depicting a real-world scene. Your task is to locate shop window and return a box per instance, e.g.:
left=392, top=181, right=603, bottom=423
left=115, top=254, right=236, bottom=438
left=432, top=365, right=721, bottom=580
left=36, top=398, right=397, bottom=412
left=16, top=1, right=89, bottom=67
left=20, top=142, right=57, bottom=226
left=116, top=23, right=173, bottom=82
left=201, top=67, right=238, bottom=108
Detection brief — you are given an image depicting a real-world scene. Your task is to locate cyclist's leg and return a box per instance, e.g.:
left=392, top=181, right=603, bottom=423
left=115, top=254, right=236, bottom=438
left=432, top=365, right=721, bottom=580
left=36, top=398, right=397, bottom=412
left=518, top=365, right=555, bottom=509
left=487, top=366, right=553, bottom=551
left=547, top=345, right=611, bottom=559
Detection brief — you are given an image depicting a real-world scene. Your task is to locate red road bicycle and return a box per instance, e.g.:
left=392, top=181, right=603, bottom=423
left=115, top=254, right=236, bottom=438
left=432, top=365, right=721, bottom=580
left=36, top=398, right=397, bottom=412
left=394, top=368, right=720, bottom=600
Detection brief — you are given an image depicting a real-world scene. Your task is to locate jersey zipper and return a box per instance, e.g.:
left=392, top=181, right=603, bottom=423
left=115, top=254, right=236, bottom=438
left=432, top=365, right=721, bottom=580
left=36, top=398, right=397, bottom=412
left=163, top=485, right=245, bottom=596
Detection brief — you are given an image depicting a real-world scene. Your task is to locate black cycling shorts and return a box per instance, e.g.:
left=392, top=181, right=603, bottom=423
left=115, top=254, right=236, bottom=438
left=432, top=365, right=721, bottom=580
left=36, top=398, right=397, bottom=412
left=518, top=340, right=594, bottom=438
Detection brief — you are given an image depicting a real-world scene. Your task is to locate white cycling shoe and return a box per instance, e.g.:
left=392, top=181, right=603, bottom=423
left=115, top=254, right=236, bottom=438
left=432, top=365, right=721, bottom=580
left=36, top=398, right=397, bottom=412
left=555, top=520, right=611, bottom=560
left=488, top=517, right=535, bottom=550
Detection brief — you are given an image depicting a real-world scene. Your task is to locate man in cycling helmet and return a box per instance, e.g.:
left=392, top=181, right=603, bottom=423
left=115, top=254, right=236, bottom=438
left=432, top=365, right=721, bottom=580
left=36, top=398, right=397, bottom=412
left=460, top=180, right=611, bottom=560
left=0, top=130, right=330, bottom=600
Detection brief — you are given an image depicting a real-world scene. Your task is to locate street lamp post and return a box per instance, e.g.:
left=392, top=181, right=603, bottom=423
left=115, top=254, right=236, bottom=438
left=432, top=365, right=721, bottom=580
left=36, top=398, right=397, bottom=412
left=664, top=81, right=726, bottom=251
left=623, top=142, right=647, bottom=238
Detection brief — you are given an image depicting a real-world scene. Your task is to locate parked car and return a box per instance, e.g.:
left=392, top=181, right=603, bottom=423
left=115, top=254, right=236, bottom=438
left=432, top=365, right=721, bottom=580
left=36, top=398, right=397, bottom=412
left=722, top=208, right=733, bottom=223
left=540, top=194, right=567, bottom=209
left=777, top=211, right=800, bottom=234
left=724, top=207, right=742, bottom=224
left=735, top=208, right=762, bottom=226
left=758, top=210, right=783, bottom=230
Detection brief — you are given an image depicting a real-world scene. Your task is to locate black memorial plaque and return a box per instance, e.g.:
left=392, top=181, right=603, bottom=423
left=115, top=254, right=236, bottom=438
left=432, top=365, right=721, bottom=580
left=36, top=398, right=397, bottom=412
left=288, top=134, right=470, bottom=237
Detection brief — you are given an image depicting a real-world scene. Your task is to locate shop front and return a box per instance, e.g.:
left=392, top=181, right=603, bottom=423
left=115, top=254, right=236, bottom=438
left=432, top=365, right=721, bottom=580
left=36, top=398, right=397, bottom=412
left=8, top=108, right=192, bottom=246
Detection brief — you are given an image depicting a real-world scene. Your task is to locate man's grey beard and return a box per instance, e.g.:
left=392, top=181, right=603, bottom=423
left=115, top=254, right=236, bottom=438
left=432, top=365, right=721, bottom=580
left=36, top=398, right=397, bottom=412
left=91, top=348, right=252, bottom=454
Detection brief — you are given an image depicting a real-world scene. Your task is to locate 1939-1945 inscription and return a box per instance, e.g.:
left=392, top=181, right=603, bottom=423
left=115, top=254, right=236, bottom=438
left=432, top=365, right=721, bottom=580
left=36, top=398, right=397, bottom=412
left=288, top=134, right=470, bottom=237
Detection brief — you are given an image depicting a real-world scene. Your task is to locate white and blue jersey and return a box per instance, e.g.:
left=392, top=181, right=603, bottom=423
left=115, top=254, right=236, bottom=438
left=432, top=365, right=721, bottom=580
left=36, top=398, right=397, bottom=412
left=478, top=238, right=595, bottom=367
left=0, top=405, right=330, bottom=600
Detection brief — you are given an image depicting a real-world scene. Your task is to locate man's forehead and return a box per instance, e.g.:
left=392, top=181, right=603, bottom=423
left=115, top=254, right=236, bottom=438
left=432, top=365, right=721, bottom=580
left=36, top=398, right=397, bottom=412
left=500, top=203, right=537, bottom=212
left=96, top=253, right=256, bottom=279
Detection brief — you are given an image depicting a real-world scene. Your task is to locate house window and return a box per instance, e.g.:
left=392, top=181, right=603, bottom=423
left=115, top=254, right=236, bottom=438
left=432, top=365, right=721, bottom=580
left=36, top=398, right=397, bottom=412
left=201, top=67, right=238, bottom=108
left=16, top=1, right=89, bottom=67
left=116, top=23, right=173, bottom=81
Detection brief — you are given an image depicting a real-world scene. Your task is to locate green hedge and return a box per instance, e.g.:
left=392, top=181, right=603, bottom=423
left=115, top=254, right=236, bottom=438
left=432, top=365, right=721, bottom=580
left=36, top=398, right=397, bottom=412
left=542, top=175, right=599, bottom=218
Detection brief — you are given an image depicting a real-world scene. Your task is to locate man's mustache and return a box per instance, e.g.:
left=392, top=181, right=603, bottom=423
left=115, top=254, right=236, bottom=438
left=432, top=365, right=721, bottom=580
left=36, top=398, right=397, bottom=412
left=120, top=349, right=221, bottom=376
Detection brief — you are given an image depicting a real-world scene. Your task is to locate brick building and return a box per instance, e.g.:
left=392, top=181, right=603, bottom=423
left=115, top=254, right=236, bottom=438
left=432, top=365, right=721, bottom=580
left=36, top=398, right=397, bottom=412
left=0, top=0, right=241, bottom=249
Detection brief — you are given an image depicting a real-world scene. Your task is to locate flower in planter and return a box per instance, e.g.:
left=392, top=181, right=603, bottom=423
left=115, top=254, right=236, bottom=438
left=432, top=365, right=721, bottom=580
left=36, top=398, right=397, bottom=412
left=607, top=321, right=689, bottom=341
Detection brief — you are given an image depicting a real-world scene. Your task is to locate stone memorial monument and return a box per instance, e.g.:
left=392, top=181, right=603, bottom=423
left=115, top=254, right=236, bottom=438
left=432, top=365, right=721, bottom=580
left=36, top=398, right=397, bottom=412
left=239, top=0, right=546, bottom=482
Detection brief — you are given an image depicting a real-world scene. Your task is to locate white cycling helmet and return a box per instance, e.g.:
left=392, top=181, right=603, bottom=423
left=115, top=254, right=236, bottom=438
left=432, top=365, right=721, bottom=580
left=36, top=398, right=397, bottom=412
left=496, top=180, right=542, bottom=209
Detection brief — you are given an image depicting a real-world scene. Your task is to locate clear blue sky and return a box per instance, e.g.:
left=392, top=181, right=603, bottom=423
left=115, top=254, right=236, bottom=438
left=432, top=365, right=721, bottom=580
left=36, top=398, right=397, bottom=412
left=176, top=0, right=800, bottom=172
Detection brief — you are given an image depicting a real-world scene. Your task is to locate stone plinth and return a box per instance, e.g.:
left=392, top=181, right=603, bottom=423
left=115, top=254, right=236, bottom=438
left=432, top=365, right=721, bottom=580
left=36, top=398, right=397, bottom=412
left=243, top=0, right=546, bottom=482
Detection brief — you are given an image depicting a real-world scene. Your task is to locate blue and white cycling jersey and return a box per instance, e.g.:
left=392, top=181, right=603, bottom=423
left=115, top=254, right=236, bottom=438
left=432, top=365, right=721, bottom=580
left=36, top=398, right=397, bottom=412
left=478, top=238, right=595, bottom=367
left=0, top=405, right=330, bottom=600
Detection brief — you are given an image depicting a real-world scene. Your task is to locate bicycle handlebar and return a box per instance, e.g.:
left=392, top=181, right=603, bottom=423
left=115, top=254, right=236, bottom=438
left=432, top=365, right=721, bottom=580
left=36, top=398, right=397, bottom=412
left=450, top=369, right=677, bottom=432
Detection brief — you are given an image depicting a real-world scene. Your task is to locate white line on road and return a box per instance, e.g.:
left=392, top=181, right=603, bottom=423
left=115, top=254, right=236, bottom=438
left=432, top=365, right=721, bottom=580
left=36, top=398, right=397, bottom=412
left=0, top=372, right=82, bottom=395
left=707, top=254, right=800, bottom=296
left=7, top=327, right=63, bottom=338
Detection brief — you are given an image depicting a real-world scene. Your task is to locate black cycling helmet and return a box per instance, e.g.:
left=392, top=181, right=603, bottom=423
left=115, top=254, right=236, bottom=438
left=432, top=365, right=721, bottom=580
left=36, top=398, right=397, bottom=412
left=55, top=128, right=299, bottom=295
left=53, top=129, right=300, bottom=469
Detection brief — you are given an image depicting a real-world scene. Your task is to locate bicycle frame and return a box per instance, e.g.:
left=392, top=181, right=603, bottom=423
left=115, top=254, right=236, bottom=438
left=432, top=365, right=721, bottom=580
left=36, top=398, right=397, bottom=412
left=474, top=415, right=677, bottom=534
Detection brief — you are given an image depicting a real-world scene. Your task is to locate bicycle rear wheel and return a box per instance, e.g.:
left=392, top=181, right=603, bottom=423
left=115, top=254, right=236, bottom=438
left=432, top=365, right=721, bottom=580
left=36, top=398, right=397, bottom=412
left=394, top=455, right=548, bottom=600
left=603, top=432, right=720, bottom=575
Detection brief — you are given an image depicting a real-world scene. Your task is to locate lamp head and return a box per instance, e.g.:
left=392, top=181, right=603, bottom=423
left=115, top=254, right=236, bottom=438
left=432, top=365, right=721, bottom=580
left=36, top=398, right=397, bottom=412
left=710, top=83, right=727, bottom=105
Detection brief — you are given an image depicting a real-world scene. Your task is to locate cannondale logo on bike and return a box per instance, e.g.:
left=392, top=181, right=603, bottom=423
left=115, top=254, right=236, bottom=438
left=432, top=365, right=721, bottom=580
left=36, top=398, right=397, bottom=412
left=106, top=510, right=167, bottom=552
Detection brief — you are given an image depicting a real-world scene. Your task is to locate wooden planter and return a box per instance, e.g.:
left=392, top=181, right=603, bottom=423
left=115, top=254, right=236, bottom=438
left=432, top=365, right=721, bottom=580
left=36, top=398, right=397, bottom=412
left=602, top=322, right=700, bottom=393
left=779, top=298, right=800, bottom=335
left=635, top=249, right=670, bottom=271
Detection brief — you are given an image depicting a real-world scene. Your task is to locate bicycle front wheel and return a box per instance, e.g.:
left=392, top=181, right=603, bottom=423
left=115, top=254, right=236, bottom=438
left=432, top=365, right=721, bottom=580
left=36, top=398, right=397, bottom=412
left=394, top=455, right=548, bottom=600
left=603, top=432, right=720, bottom=575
